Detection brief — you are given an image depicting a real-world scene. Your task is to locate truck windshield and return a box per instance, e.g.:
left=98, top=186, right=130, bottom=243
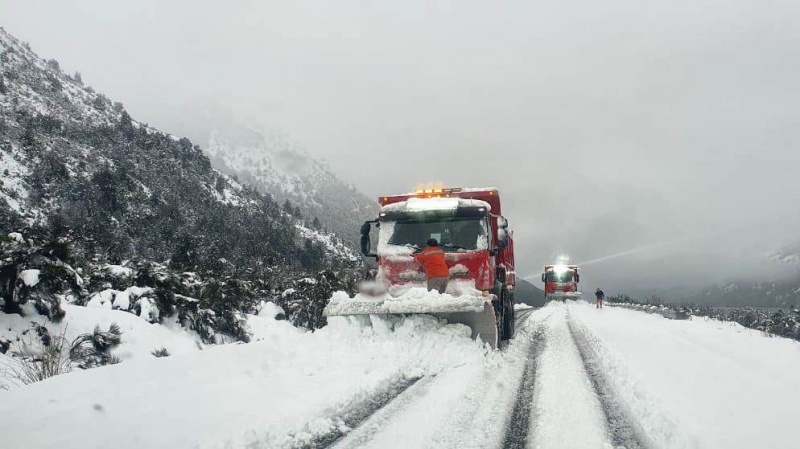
left=383, top=217, right=488, bottom=251
left=545, top=271, right=574, bottom=282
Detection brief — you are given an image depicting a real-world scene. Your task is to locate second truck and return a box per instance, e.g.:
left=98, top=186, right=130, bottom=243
left=542, top=264, right=581, bottom=300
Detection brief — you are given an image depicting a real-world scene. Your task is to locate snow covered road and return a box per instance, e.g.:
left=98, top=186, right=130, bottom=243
left=2, top=301, right=799, bottom=448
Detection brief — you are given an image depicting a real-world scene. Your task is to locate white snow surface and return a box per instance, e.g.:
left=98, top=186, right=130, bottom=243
left=2, top=299, right=800, bottom=448
left=104, top=264, right=133, bottom=277
left=381, top=197, right=490, bottom=213
left=569, top=301, right=800, bottom=448
left=0, top=305, right=494, bottom=448
left=326, top=289, right=487, bottom=316
left=19, top=269, right=40, bottom=287
left=0, top=303, right=205, bottom=390
left=8, top=232, right=24, bottom=243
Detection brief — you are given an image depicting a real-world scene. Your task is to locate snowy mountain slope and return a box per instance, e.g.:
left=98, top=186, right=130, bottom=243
left=687, top=274, right=800, bottom=308
left=2, top=299, right=799, bottom=448
left=0, top=27, right=355, bottom=268
left=205, top=126, right=378, bottom=246
left=514, top=278, right=547, bottom=307
left=616, top=240, right=800, bottom=307
left=770, top=240, right=800, bottom=265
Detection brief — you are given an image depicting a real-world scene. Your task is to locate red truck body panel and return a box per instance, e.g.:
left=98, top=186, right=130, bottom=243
left=377, top=188, right=514, bottom=293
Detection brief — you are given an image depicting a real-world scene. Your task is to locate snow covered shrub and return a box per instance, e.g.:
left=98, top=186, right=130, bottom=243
left=197, top=278, right=255, bottom=342
left=5, top=324, right=72, bottom=384
left=69, top=323, right=122, bottom=369
left=151, top=347, right=170, bottom=358
left=0, top=232, right=83, bottom=321
left=0, top=336, right=10, bottom=354
left=178, top=308, right=218, bottom=344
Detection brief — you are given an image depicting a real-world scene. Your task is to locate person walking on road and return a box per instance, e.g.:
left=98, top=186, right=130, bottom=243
left=415, top=238, right=450, bottom=294
left=595, top=288, right=605, bottom=309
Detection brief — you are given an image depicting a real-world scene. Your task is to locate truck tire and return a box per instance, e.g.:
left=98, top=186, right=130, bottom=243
left=504, top=291, right=515, bottom=340
left=494, top=287, right=506, bottom=343
left=495, top=288, right=515, bottom=343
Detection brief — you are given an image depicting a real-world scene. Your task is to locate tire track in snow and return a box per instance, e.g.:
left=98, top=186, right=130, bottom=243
left=412, top=307, right=546, bottom=448
left=567, top=317, right=650, bottom=449
left=501, top=323, right=546, bottom=449
left=330, top=375, right=439, bottom=449
left=299, top=375, right=423, bottom=449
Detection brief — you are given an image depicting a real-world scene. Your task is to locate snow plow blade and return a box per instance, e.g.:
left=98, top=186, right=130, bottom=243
left=324, top=295, right=499, bottom=349
left=546, top=292, right=582, bottom=301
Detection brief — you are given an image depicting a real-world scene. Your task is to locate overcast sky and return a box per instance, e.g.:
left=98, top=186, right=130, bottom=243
left=3, top=0, right=800, bottom=295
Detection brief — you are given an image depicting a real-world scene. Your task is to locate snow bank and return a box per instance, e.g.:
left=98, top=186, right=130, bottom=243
left=257, top=300, right=285, bottom=320
left=0, top=303, right=204, bottom=390
left=0, top=305, right=492, bottom=448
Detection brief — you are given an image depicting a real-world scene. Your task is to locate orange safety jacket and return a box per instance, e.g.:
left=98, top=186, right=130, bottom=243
left=414, top=246, right=450, bottom=279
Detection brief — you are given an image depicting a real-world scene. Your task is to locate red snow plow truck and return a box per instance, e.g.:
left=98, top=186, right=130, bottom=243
left=323, top=187, right=516, bottom=348
left=542, top=264, right=581, bottom=300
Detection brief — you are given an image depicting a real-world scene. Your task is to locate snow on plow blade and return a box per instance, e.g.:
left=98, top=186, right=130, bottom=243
left=546, top=292, right=583, bottom=300
left=324, top=293, right=499, bottom=349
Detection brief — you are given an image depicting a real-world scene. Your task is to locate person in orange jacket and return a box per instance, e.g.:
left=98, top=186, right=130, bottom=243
left=414, top=238, right=450, bottom=294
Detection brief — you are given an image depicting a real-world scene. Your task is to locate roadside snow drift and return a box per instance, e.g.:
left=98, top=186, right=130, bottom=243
left=0, top=306, right=491, bottom=449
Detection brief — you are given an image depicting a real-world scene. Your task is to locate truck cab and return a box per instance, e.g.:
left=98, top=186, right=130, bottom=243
left=358, top=187, right=517, bottom=343
left=542, top=264, right=581, bottom=300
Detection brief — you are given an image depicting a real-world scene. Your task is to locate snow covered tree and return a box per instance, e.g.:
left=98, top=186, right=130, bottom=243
left=283, top=199, right=293, bottom=215
left=117, top=110, right=135, bottom=140
left=279, top=270, right=357, bottom=330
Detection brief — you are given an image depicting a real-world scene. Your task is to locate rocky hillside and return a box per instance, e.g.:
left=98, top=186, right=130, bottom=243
left=205, top=126, right=378, bottom=246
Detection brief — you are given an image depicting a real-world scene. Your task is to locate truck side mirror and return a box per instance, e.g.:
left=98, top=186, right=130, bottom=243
left=360, top=221, right=378, bottom=258
left=497, top=216, right=509, bottom=229
left=497, top=228, right=508, bottom=249
left=575, top=274, right=580, bottom=282
left=541, top=273, right=546, bottom=283
left=360, top=222, right=372, bottom=236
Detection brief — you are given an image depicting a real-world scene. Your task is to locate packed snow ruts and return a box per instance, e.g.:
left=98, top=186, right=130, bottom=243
left=567, top=315, right=650, bottom=449
left=298, top=375, right=424, bottom=449
left=330, top=375, right=440, bottom=449
left=501, top=321, right=546, bottom=449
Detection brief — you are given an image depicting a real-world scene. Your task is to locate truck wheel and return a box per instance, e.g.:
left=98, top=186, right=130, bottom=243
left=505, top=291, right=515, bottom=339
left=494, top=288, right=506, bottom=343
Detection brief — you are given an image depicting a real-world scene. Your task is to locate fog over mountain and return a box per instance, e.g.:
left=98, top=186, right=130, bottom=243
left=4, top=0, right=799, bottom=299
